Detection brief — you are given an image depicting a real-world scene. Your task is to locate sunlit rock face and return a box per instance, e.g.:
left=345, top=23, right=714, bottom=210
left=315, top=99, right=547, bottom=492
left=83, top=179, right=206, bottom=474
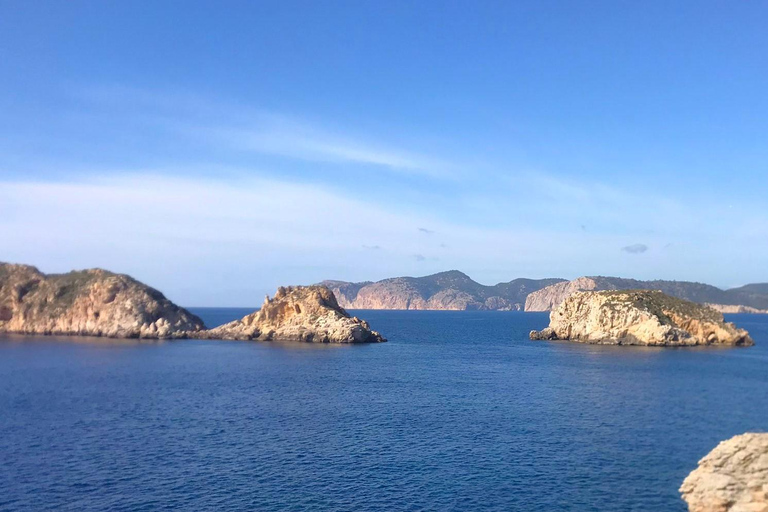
left=199, top=285, right=386, bottom=343
left=529, top=290, right=753, bottom=347
left=680, top=433, right=768, bottom=512
left=0, top=263, right=204, bottom=339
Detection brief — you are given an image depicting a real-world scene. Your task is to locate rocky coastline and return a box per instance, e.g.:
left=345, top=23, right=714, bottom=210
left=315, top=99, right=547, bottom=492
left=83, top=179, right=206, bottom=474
left=323, top=271, right=564, bottom=311
left=524, top=276, right=768, bottom=313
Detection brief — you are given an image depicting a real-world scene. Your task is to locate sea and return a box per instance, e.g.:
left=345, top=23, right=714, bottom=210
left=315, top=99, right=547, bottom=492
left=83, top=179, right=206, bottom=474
left=1, top=310, right=767, bottom=511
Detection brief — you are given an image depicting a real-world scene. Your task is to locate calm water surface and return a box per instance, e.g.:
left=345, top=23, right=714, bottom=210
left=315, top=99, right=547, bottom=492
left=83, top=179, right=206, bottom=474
left=1, top=310, right=767, bottom=511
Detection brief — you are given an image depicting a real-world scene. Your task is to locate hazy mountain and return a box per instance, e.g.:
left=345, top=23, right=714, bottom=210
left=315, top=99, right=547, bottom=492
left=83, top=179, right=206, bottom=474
left=321, top=272, right=768, bottom=312
left=321, top=271, right=565, bottom=311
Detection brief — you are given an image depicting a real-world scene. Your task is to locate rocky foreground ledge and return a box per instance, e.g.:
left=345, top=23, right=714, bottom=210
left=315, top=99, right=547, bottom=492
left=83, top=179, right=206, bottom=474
left=196, top=285, right=386, bottom=343
left=0, top=263, right=205, bottom=338
left=680, top=433, right=768, bottom=512
left=530, top=290, right=753, bottom=346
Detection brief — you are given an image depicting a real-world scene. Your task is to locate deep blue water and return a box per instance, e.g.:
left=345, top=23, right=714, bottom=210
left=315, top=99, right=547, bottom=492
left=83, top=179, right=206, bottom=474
left=1, top=310, right=767, bottom=512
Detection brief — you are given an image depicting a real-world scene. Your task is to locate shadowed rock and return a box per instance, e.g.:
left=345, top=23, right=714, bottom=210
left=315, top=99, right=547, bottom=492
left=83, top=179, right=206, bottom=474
left=529, top=290, right=753, bottom=346
left=198, top=285, right=386, bottom=343
left=0, top=262, right=205, bottom=339
left=680, top=433, right=768, bottom=512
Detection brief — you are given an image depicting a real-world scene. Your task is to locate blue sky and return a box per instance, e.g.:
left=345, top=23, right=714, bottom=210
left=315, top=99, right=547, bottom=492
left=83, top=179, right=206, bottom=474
left=1, top=1, right=767, bottom=306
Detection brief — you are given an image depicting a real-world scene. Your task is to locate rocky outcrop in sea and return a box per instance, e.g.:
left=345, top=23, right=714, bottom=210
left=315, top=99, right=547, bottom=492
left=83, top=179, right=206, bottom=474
left=680, top=433, right=768, bottom=512
left=198, top=285, right=386, bottom=343
left=529, top=290, right=753, bottom=346
left=0, top=263, right=204, bottom=338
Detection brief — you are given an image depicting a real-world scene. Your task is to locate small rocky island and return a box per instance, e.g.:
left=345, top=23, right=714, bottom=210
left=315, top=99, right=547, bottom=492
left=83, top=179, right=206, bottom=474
left=680, top=433, right=768, bottom=512
left=0, top=263, right=205, bottom=338
left=529, top=290, right=753, bottom=346
left=199, top=285, right=386, bottom=343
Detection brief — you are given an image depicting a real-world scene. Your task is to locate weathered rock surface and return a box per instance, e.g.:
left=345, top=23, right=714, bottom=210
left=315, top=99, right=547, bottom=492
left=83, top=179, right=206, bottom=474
left=680, top=433, right=768, bottom=512
left=525, top=276, right=768, bottom=312
left=322, top=271, right=564, bottom=311
left=0, top=263, right=204, bottom=339
left=199, top=285, right=386, bottom=343
left=529, top=290, right=753, bottom=346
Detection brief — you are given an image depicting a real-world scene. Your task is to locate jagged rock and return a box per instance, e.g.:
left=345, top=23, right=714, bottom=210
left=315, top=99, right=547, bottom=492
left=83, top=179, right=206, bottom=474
left=528, top=327, right=557, bottom=340
left=0, top=262, right=204, bottom=339
left=529, top=290, right=753, bottom=346
left=199, top=285, right=386, bottom=343
left=524, top=276, right=768, bottom=312
left=321, top=271, right=562, bottom=311
left=680, top=433, right=768, bottom=512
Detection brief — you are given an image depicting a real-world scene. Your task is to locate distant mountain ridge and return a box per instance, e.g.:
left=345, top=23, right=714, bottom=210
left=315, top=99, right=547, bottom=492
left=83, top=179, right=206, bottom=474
left=321, top=271, right=565, bottom=311
left=321, top=272, right=768, bottom=312
left=524, top=276, right=768, bottom=312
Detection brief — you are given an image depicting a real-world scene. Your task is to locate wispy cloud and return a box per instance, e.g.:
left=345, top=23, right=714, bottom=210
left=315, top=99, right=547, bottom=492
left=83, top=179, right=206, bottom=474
left=362, top=245, right=382, bottom=250
left=418, top=227, right=435, bottom=234
left=224, top=127, right=449, bottom=176
left=75, top=85, right=456, bottom=178
left=622, top=243, right=648, bottom=254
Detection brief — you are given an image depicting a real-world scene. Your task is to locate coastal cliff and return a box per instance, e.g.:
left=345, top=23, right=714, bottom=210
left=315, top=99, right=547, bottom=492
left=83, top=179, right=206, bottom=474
left=680, top=433, right=768, bottom=512
left=0, top=263, right=204, bottom=338
left=200, top=285, right=386, bottom=343
left=524, top=276, right=768, bottom=312
left=529, top=290, right=753, bottom=346
left=322, top=271, right=564, bottom=311
left=706, top=304, right=768, bottom=314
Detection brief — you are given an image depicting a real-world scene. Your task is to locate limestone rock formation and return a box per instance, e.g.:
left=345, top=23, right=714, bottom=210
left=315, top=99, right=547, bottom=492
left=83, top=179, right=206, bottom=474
left=200, top=285, right=386, bottom=343
left=525, top=276, right=768, bottom=312
left=322, top=271, right=564, bottom=311
left=0, top=263, right=204, bottom=339
left=680, top=433, right=768, bottom=512
left=529, top=290, right=753, bottom=346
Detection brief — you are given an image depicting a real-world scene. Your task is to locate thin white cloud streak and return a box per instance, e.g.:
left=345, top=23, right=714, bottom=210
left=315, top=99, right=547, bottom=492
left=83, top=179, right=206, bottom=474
left=75, top=85, right=456, bottom=178
left=207, top=121, right=456, bottom=178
